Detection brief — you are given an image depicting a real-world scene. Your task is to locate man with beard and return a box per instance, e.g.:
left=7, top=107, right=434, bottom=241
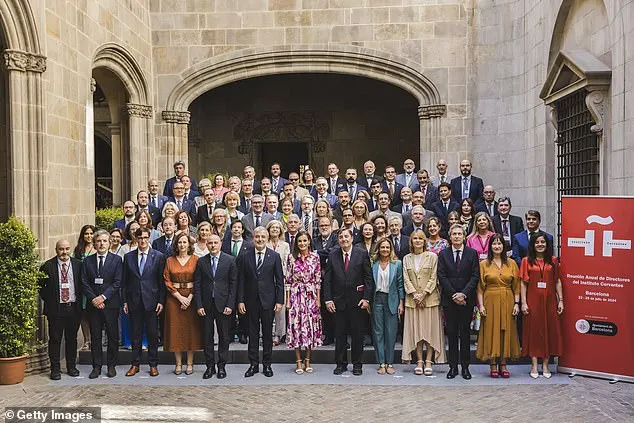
left=343, top=168, right=367, bottom=202
left=450, top=160, right=484, bottom=204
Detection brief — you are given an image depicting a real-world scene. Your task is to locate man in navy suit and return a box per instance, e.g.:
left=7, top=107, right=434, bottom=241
left=39, top=239, right=83, bottom=380
left=357, top=160, right=383, bottom=188
left=492, top=197, right=524, bottom=248
left=238, top=227, right=284, bottom=378
left=81, top=230, right=123, bottom=379
left=326, top=162, right=346, bottom=195
left=430, top=183, right=460, bottom=233
left=265, top=194, right=283, bottom=219
left=114, top=201, right=137, bottom=233
left=238, top=179, right=255, bottom=214
left=437, top=224, right=480, bottom=380
left=512, top=209, right=553, bottom=265
left=122, top=227, right=166, bottom=377
left=163, top=160, right=197, bottom=198
left=269, top=162, right=288, bottom=195
left=416, top=169, right=438, bottom=209
left=148, top=179, right=168, bottom=211
left=195, top=234, right=238, bottom=379
left=152, top=216, right=177, bottom=256
left=312, top=177, right=338, bottom=207
left=169, top=181, right=195, bottom=217
left=382, top=165, right=404, bottom=206
left=243, top=165, right=260, bottom=194
left=195, top=188, right=217, bottom=226
left=181, top=175, right=200, bottom=201
left=324, top=229, right=374, bottom=376
left=476, top=185, right=498, bottom=217
left=388, top=216, right=410, bottom=260
left=136, top=190, right=162, bottom=228
left=396, top=158, right=420, bottom=192
left=366, top=179, right=384, bottom=212
left=343, top=168, right=368, bottom=202
left=451, top=160, right=484, bottom=204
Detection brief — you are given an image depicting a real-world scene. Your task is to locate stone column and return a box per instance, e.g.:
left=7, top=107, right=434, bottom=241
left=160, top=110, right=190, bottom=183
left=126, top=103, right=153, bottom=195
left=108, top=124, right=122, bottom=205
left=418, top=104, right=446, bottom=172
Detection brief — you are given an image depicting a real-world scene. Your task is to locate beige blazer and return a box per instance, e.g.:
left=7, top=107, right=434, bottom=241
left=402, top=252, right=440, bottom=308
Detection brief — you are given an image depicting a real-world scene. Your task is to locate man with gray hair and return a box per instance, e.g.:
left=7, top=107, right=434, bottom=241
left=194, top=178, right=212, bottom=208
left=388, top=215, right=410, bottom=260
left=243, top=165, right=261, bottom=193
left=241, top=194, right=274, bottom=238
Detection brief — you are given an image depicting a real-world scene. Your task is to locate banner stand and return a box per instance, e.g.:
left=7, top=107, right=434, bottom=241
left=558, top=366, right=634, bottom=384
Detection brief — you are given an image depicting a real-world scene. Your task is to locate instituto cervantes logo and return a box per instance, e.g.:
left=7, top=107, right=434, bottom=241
left=567, top=215, right=632, bottom=257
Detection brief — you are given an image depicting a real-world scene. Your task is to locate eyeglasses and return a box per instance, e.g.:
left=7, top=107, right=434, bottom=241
left=289, top=178, right=299, bottom=181
left=137, top=236, right=150, bottom=240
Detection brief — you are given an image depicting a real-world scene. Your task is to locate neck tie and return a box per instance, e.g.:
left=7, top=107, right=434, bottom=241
left=322, top=238, right=328, bottom=249
left=152, top=196, right=158, bottom=208
left=394, top=237, right=400, bottom=253
left=177, top=199, right=182, bottom=210
left=455, top=250, right=461, bottom=267
left=441, top=175, right=446, bottom=183
left=462, top=178, right=468, bottom=200
left=212, top=255, right=217, bottom=277
left=303, top=214, right=310, bottom=232
left=444, top=201, right=449, bottom=210
left=389, top=183, right=394, bottom=198
left=503, top=220, right=509, bottom=237
left=246, top=198, right=251, bottom=211
left=488, top=203, right=493, bottom=215
left=273, top=179, right=278, bottom=192
left=255, top=215, right=261, bottom=227
left=344, top=252, right=350, bottom=271
left=257, top=252, right=263, bottom=270
left=165, top=238, right=172, bottom=252
left=61, top=262, right=70, bottom=303
left=139, top=252, right=146, bottom=274
left=422, top=186, right=426, bottom=199
left=98, top=255, right=104, bottom=276
left=406, top=174, right=411, bottom=187
left=404, top=204, right=410, bottom=213
left=290, top=235, right=295, bottom=248
left=232, top=240, right=239, bottom=256
left=208, top=206, right=212, bottom=217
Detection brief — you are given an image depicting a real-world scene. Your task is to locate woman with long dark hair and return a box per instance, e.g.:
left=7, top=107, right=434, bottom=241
left=73, top=224, right=96, bottom=351
left=458, top=198, right=476, bottom=235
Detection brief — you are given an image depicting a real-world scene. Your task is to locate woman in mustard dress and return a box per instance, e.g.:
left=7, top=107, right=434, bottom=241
left=476, top=233, right=521, bottom=378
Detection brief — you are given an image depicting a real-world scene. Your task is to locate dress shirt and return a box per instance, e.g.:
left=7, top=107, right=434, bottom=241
left=137, top=249, right=149, bottom=270
left=376, top=263, right=390, bottom=293
left=96, top=254, right=108, bottom=300
left=253, top=214, right=263, bottom=227
left=438, top=174, right=448, bottom=184
left=231, top=238, right=243, bottom=256
left=57, top=259, right=76, bottom=303
left=402, top=203, right=412, bottom=213
left=405, top=173, right=414, bottom=187
left=485, top=201, right=495, bottom=215
left=461, top=175, right=472, bottom=199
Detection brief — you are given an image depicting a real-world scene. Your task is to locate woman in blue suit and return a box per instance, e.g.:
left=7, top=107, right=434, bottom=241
left=371, top=237, right=405, bottom=374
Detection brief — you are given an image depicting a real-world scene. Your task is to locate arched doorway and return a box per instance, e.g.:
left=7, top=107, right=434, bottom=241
left=187, top=73, right=420, bottom=179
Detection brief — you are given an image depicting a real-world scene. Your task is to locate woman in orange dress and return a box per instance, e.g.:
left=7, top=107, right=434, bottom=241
left=163, top=232, right=203, bottom=375
left=520, top=231, right=564, bottom=379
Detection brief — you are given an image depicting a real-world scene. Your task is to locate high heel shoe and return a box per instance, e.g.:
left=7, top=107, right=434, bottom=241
left=424, top=360, right=433, bottom=376
left=490, top=365, right=499, bottom=378
left=304, top=359, right=313, bottom=373
left=414, top=360, right=424, bottom=375
left=185, top=364, right=193, bottom=375
left=499, top=364, right=510, bottom=378
left=174, top=365, right=182, bottom=375
left=295, top=360, right=304, bottom=375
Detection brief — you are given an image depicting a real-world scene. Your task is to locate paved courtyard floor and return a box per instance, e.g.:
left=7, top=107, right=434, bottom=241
left=1, top=364, right=632, bottom=422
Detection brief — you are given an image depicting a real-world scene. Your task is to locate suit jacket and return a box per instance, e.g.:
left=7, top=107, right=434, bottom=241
left=342, top=184, right=368, bottom=202
left=492, top=215, right=524, bottom=245
left=450, top=175, right=485, bottom=203
left=169, top=196, right=196, bottom=217
left=237, top=247, right=284, bottom=309
left=417, top=184, right=439, bottom=209
left=366, top=198, right=380, bottom=213
left=430, top=173, right=455, bottom=188
left=194, top=252, right=238, bottom=313
left=81, top=252, right=123, bottom=309
left=238, top=195, right=254, bottom=214
left=430, top=199, right=460, bottom=229
left=312, top=192, right=338, bottom=208
left=312, top=232, right=339, bottom=269
left=152, top=235, right=176, bottom=257
left=241, top=212, right=275, bottom=238
left=391, top=234, right=410, bottom=260
left=277, top=199, right=301, bottom=215
left=356, top=174, right=383, bottom=188
left=511, top=230, right=554, bottom=265
left=381, top=180, right=404, bottom=205
left=476, top=200, right=498, bottom=217
left=163, top=176, right=198, bottom=198
left=221, top=237, right=253, bottom=257
left=371, top=260, right=405, bottom=315
left=269, top=176, right=288, bottom=195
left=113, top=218, right=133, bottom=232
left=396, top=173, right=420, bottom=192
left=137, top=205, right=162, bottom=228
left=401, top=222, right=427, bottom=237
left=437, top=246, right=480, bottom=307
left=39, top=257, right=83, bottom=316
left=323, top=246, right=374, bottom=310
left=149, top=194, right=168, bottom=211
left=327, top=177, right=347, bottom=195
left=195, top=203, right=215, bottom=226
left=121, top=249, right=166, bottom=311
left=185, top=190, right=200, bottom=201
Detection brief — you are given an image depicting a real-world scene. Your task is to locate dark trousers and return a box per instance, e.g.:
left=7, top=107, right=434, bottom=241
left=321, top=302, right=335, bottom=342
left=247, top=301, right=274, bottom=365
left=334, top=305, right=365, bottom=368
left=47, top=305, right=81, bottom=371
left=444, top=303, right=473, bottom=368
left=203, top=299, right=232, bottom=368
left=233, top=309, right=249, bottom=339
left=129, top=308, right=159, bottom=367
left=88, top=307, right=119, bottom=368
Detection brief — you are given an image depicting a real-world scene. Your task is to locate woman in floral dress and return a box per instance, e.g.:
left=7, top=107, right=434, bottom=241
left=285, top=231, right=322, bottom=374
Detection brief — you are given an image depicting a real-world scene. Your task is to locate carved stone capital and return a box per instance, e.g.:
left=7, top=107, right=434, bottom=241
left=585, top=89, right=607, bottom=134
left=162, top=110, right=191, bottom=124
left=126, top=103, right=153, bottom=119
left=418, top=104, right=446, bottom=119
left=3, top=49, right=47, bottom=72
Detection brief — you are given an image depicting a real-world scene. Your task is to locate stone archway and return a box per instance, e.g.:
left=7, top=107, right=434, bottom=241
left=160, top=46, right=446, bottom=182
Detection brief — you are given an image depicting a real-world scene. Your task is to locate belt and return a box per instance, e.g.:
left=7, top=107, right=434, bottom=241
left=60, top=302, right=75, bottom=307
left=172, top=282, right=194, bottom=289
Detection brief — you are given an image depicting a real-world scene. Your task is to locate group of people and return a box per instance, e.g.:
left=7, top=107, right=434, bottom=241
left=38, top=158, right=564, bottom=381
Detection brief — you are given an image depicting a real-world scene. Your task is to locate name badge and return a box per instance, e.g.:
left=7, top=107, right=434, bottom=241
left=95, top=278, right=104, bottom=285
left=506, top=251, right=513, bottom=257
left=479, top=254, right=487, bottom=260
left=537, top=281, right=547, bottom=289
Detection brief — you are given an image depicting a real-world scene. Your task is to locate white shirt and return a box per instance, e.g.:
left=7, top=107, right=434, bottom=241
left=376, top=264, right=390, bottom=293
left=57, top=259, right=76, bottom=303
left=341, top=248, right=352, bottom=264
left=137, top=249, right=149, bottom=269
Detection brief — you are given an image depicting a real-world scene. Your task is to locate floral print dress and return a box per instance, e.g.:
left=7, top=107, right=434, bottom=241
left=286, top=252, right=323, bottom=349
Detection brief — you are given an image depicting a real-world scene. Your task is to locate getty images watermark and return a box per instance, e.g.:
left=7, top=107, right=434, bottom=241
left=3, top=407, right=101, bottom=423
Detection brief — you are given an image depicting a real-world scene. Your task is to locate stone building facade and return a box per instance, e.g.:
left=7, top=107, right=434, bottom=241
left=0, top=0, right=631, bottom=256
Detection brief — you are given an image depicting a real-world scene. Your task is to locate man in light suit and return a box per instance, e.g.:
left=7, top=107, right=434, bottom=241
left=312, top=177, right=338, bottom=207
left=396, top=158, right=420, bottom=192
left=326, top=162, right=346, bottom=195
left=437, top=224, right=480, bottom=380
left=81, top=230, right=123, bottom=379
left=430, top=158, right=455, bottom=187
left=195, top=234, right=238, bottom=379
left=269, top=162, right=288, bottom=196
left=382, top=165, right=404, bottom=206
left=324, top=229, right=374, bottom=376
left=288, top=171, right=309, bottom=200
left=450, top=160, right=485, bottom=204
left=148, top=179, right=168, bottom=211
left=39, top=239, right=83, bottom=380
left=237, top=227, right=284, bottom=378
left=122, top=227, right=166, bottom=377
left=369, top=192, right=402, bottom=221
left=241, top=194, right=274, bottom=238
left=163, top=160, right=197, bottom=198
left=492, top=197, right=524, bottom=248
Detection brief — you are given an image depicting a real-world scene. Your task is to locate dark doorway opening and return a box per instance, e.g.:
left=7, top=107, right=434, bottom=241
left=259, top=142, right=309, bottom=179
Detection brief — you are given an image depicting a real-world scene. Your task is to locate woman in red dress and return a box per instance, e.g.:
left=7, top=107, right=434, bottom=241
left=520, top=232, right=564, bottom=379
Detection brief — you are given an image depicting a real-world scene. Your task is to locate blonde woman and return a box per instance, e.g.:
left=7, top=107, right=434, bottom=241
left=159, top=201, right=179, bottom=233
left=352, top=199, right=370, bottom=230
left=402, top=230, right=445, bottom=375
left=315, top=199, right=339, bottom=235
left=194, top=221, right=212, bottom=257
left=466, top=211, right=496, bottom=261
left=223, top=191, right=244, bottom=226
left=266, top=219, right=291, bottom=345
left=211, top=208, right=228, bottom=239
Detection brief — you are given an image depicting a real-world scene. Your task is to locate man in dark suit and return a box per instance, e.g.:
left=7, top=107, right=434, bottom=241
left=39, top=239, right=83, bottom=380
left=238, top=179, right=255, bottom=214
left=332, top=191, right=351, bottom=226
left=136, top=190, right=162, bottom=227
left=476, top=185, right=498, bottom=217
left=366, top=179, right=384, bottom=212
left=148, top=179, right=169, bottom=211
left=114, top=201, right=137, bottom=233
left=280, top=182, right=302, bottom=214
left=324, top=229, right=374, bottom=376
left=242, top=165, right=260, bottom=194
left=430, top=183, right=460, bottom=233
left=241, top=195, right=274, bottom=238
left=391, top=187, right=414, bottom=216
left=382, top=165, right=404, bottom=206
left=265, top=194, right=283, bottom=220
left=152, top=216, right=177, bottom=257
left=237, top=227, right=284, bottom=378
left=492, top=197, right=524, bottom=248
left=326, top=162, right=346, bottom=195
left=269, top=162, right=288, bottom=195
left=450, top=160, right=484, bottom=204
left=195, top=234, right=238, bottom=379
left=313, top=216, right=339, bottom=345
left=121, top=227, right=166, bottom=377
left=416, top=169, right=438, bottom=209
left=169, top=181, right=195, bottom=217
left=312, top=177, right=338, bottom=207
left=388, top=216, right=410, bottom=260
left=396, top=158, right=420, bottom=192
left=401, top=205, right=429, bottom=237
left=343, top=168, right=368, bottom=202
left=511, top=209, right=553, bottom=265
left=163, top=160, right=197, bottom=198
left=437, top=224, right=480, bottom=380
left=181, top=175, right=200, bottom=201
left=195, top=188, right=217, bottom=226
left=81, top=230, right=123, bottom=379
left=357, top=160, right=383, bottom=188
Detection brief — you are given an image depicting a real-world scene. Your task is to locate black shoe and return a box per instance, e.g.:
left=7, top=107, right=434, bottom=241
left=203, top=366, right=216, bottom=379
left=323, top=337, right=334, bottom=346
left=89, top=367, right=101, bottom=379
left=67, top=367, right=80, bottom=377
left=239, top=334, right=248, bottom=344
left=107, top=366, right=117, bottom=378
left=263, top=365, right=273, bottom=377
left=50, top=370, right=61, bottom=380
left=345, top=342, right=350, bottom=350
left=363, top=335, right=372, bottom=347
left=333, top=365, right=347, bottom=375
left=244, top=364, right=259, bottom=377
left=446, top=367, right=458, bottom=379
left=352, top=367, right=363, bottom=376
left=217, top=366, right=226, bottom=379
left=461, top=366, right=472, bottom=380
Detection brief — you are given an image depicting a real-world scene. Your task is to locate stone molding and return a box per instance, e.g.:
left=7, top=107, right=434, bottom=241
left=418, top=104, right=446, bottom=119
left=585, top=89, right=607, bottom=134
left=126, top=103, right=153, bottom=119
left=162, top=110, right=191, bottom=124
left=3, top=49, right=46, bottom=72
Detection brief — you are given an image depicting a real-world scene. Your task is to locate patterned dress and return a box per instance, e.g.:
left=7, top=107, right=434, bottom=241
left=427, top=238, right=449, bottom=255
left=286, top=252, right=323, bottom=349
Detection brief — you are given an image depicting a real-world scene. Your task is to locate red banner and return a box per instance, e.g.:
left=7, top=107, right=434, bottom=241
left=560, top=196, right=634, bottom=380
